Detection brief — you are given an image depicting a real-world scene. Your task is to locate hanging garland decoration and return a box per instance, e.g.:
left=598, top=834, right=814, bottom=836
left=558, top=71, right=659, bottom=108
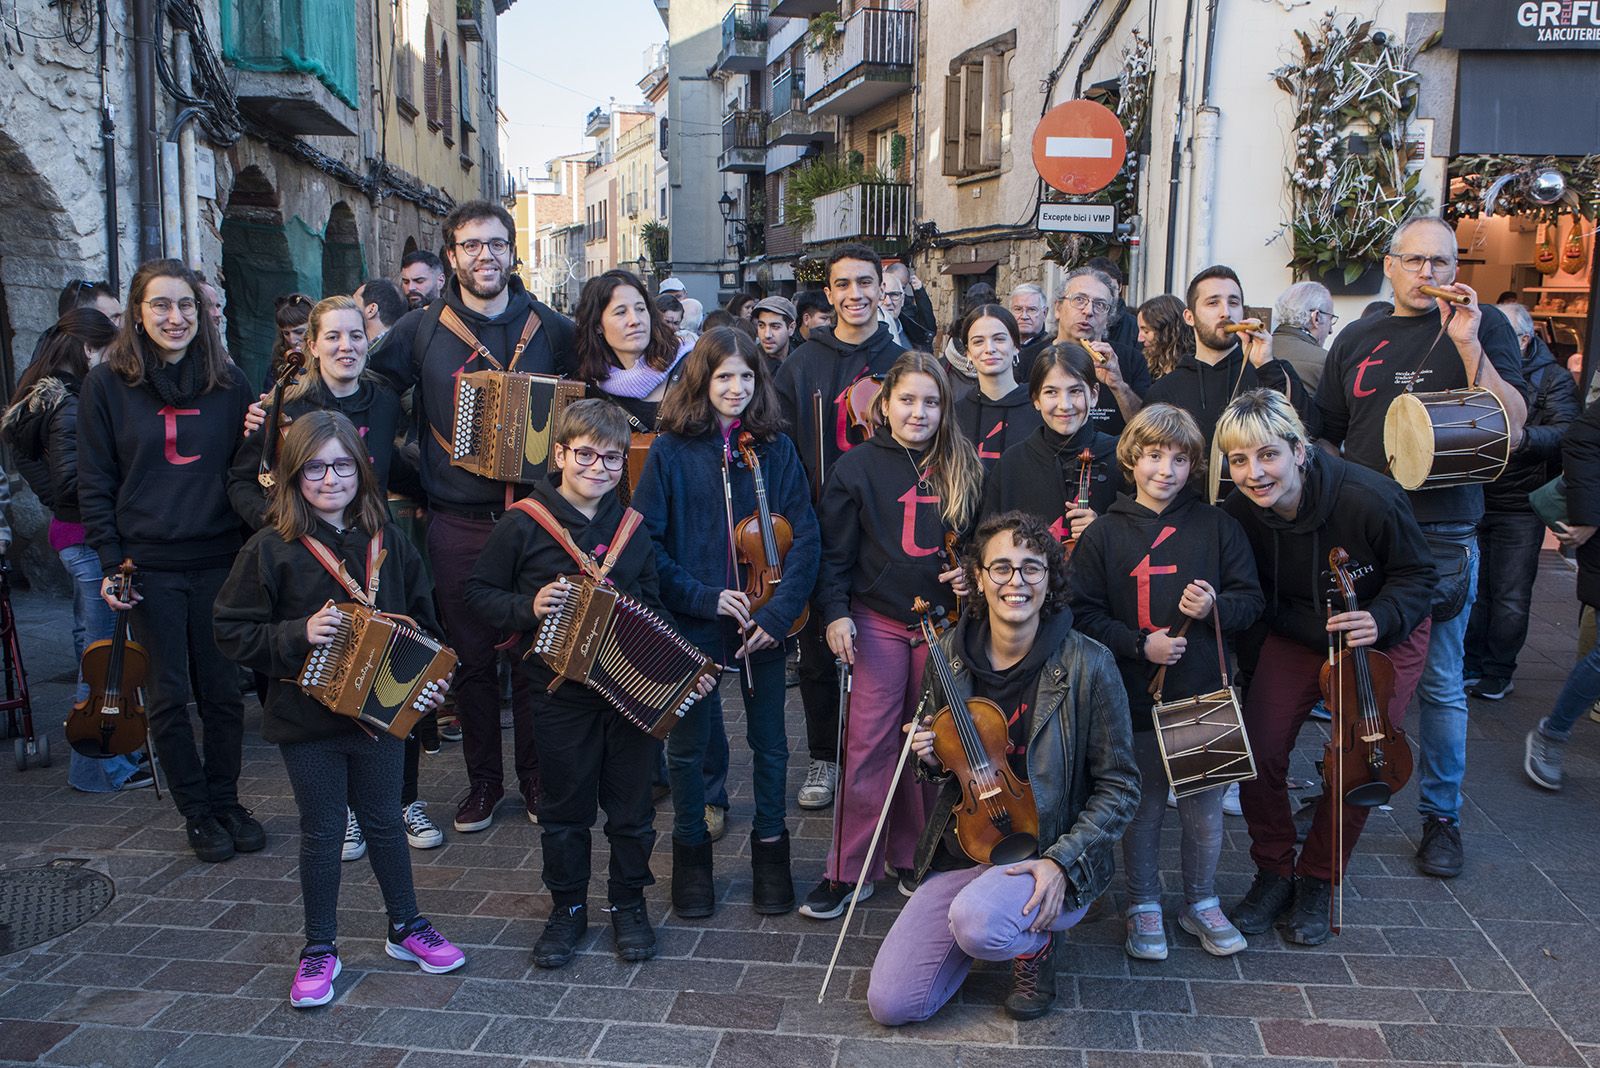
left=1445, top=155, right=1600, bottom=224
left=1041, top=29, right=1153, bottom=269
left=1272, top=14, right=1433, bottom=284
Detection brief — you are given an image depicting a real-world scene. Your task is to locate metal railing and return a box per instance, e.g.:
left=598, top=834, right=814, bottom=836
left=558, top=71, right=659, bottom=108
left=722, top=108, right=769, bottom=152
left=804, top=7, right=915, bottom=101
left=720, top=2, right=768, bottom=51
left=802, top=181, right=910, bottom=244
left=771, top=67, right=804, bottom=119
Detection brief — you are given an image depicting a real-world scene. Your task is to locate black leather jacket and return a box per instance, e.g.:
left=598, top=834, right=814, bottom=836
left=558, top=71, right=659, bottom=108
left=911, top=621, right=1140, bottom=908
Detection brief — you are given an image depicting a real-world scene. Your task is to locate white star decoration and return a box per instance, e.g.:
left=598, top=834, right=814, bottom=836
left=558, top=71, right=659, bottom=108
left=1347, top=50, right=1418, bottom=110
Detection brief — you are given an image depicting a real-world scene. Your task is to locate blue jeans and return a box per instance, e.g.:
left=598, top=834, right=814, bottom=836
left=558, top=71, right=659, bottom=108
left=61, top=544, right=141, bottom=793
left=1464, top=511, right=1546, bottom=680
left=1416, top=525, right=1480, bottom=823
left=1543, top=638, right=1600, bottom=739
left=667, top=649, right=787, bottom=844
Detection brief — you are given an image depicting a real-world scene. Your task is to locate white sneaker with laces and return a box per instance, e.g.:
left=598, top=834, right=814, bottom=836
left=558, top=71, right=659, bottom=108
left=797, top=760, right=837, bottom=809
left=1222, top=781, right=1242, bottom=817
left=403, top=801, right=444, bottom=849
left=342, top=808, right=366, bottom=861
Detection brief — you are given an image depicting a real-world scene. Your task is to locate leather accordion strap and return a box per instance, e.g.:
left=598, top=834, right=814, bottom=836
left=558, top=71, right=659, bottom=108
left=509, top=499, right=644, bottom=582
left=1147, top=601, right=1229, bottom=701
left=300, top=532, right=386, bottom=608
left=439, top=306, right=541, bottom=373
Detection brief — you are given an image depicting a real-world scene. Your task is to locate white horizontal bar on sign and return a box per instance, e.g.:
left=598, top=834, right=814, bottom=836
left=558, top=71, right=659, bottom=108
left=1045, top=137, right=1114, bottom=159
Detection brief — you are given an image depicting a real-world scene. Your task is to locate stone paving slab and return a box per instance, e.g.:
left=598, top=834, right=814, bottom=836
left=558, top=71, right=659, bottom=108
left=1, top=551, right=1597, bottom=1066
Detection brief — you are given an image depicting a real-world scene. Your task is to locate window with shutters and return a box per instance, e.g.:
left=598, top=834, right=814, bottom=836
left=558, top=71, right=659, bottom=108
left=424, top=17, right=439, bottom=129
left=394, top=0, right=417, bottom=120
left=942, top=50, right=1007, bottom=179
left=441, top=41, right=453, bottom=145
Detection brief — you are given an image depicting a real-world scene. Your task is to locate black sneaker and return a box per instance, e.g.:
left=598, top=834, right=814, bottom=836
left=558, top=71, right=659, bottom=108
left=1416, top=816, right=1463, bottom=878
left=610, top=901, right=657, bottom=962
left=1004, top=933, right=1056, bottom=1020
left=532, top=905, right=588, bottom=969
left=1229, top=870, right=1293, bottom=934
left=187, top=814, right=236, bottom=863
left=1282, top=875, right=1333, bottom=946
left=120, top=769, right=155, bottom=790
left=798, top=877, right=874, bottom=920
left=1469, top=677, right=1514, bottom=701
left=216, top=806, right=267, bottom=853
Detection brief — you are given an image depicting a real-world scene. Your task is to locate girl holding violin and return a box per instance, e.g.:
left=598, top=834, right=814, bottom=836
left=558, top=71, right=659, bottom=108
left=804, top=351, right=983, bottom=921
left=633, top=327, right=820, bottom=918
left=1215, top=391, right=1434, bottom=945
left=978, top=343, right=1124, bottom=545
left=1068, top=404, right=1262, bottom=960
left=867, top=511, right=1139, bottom=1025
left=77, top=259, right=258, bottom=864
left=214, top=412, right=464, bottom=1008
left=951, top=305, right=1043, bottom=470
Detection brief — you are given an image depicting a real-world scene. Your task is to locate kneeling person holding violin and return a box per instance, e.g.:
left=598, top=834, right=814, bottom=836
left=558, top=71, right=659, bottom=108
left=867, top=511, right=1139, bottom=1025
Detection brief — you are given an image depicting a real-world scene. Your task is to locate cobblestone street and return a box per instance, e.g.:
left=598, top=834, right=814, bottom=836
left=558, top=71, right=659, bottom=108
left=2, top=550, right=1599, bottom=1068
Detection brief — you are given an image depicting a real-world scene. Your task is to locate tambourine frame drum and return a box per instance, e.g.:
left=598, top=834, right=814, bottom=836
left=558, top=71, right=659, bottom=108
left=1383, top=388, right=1510, bottom=492
left=1151, top=686, right=1257, bottom=799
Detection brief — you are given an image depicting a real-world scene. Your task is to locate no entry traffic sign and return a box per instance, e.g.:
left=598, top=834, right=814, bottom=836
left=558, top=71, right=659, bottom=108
left=1031, top=100, right=1127, bottom=195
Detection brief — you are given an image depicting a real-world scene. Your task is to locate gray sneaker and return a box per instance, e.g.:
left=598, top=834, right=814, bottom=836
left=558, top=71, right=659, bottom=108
left=797, top=760, right=837, bottom=809
left=1525, top=725, right=1566, bottom=791
left=1124, top=903, right=1168, bottom=961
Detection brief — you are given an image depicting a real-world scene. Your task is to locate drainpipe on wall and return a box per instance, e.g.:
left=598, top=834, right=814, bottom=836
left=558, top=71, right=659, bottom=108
left=174, top=32, right=200, bottom=268
left=1187, top=105, right=1219, bottom=275
left=133, top=0, right=163, bottom=263
left=98, top=0, right=120, bottom=288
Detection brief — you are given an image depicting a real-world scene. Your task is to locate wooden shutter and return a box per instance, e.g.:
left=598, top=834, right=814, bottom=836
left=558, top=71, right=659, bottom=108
left=942, top=73, right=964, bottom=176
left=959, top=64, right=983, bottom=174
left=979, top=53, right=1004, bottom=169
left=423, top=19, right=437, bottom=126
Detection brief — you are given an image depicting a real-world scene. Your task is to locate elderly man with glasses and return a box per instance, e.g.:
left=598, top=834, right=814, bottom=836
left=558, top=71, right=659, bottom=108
left=1316, top=216, right=1529, bottom=882
left=1270, top=281, right=1338, bottom=396
left=1052, top=267, right=1151, bottom=435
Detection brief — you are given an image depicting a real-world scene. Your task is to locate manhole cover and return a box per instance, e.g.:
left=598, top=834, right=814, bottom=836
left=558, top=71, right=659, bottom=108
left=0, top=859, right=115, bottom=955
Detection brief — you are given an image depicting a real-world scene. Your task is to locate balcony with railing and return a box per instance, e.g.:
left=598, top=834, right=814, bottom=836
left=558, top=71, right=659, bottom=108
left=584, top=106, right=610, bottom=138
left=768, top=66, right=836, bottom=147
left=220, top=0, right=357, bottom=135
left=803, top=6, right=914, bottom=117
left=456, top=0, right=484, bottom=41
left=801, top=181, right=911, bottom=246
left=718, top=108, right=769, bottom=173
left=712, top=3, right=768, bottom=75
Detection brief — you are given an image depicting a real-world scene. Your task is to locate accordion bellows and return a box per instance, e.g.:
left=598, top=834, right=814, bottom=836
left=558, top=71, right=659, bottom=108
left=452, top=370, right=587, bottom=483
left=299, top=604, right=458, bottom=739
left=532, top=577, right=720, bottom=739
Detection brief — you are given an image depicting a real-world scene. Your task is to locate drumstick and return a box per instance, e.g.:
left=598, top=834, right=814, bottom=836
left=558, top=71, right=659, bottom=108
left=1419, top=284, right=1471, bottom=306
left=1221, top=320, right=1265, bottom=335
left=1077, top=338, right=1107, bottom=366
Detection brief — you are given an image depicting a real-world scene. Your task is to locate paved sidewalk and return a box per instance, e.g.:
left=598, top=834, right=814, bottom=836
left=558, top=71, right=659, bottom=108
left=1, top=550, right=1597, bottom=1068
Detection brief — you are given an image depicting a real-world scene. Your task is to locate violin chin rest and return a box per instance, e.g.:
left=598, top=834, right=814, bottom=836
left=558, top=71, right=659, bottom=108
left=990, top=833, right=1039, bottom=866
left=1342, top=781, right=1392, bottom=809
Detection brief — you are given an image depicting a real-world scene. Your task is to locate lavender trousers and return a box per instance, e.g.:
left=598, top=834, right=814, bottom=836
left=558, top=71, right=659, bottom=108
left=867, top=863, right=1089, bottom=1026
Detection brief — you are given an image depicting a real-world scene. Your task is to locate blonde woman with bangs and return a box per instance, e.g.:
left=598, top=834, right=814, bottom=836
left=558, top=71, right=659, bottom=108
left=803, top=351, right=983, bottom=920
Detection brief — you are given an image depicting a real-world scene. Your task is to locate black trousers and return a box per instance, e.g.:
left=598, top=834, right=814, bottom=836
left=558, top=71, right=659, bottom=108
left=532, top=687, right=658, bottom=908
left=796, top=610, right=840, bottom=763
left=131, top=566, right=245, bottom=820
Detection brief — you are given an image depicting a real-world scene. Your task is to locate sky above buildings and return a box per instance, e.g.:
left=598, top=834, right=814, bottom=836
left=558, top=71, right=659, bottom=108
left=497, top=1, right=666, bottom=181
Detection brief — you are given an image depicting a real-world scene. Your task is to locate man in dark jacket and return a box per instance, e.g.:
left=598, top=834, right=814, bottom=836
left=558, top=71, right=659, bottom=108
left=772, top=244, right=906, bottom=811
left=866, top=511, right=1139, bottom=1025
left=1464, top=303, right=1579, bottom=700
left=885, top=261, right=936, bottom=349
left=1054, top=267, right=1150, bottom=435
left=370, top=200, right=576, bottom=836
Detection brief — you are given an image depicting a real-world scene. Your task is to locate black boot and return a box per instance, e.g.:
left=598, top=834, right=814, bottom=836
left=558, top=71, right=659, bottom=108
left=1004, top=933, right=1057, bottom=1020
left=532, top=904, right=587, bottom=969
left=671, top=838, right=716, bottom=919
left=1229, top=870, right=1294, bottom=935
left=750, top=830, right=795, bottom=915
left=1282, top=875, right=1333, bottom=946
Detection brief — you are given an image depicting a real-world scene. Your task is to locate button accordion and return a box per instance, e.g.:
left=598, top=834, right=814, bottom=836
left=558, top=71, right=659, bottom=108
left=298, top=604, right=458, bottom=739
left=451, top=370, right=587, bottom=483
left=531, top=576, right=719, bottom=739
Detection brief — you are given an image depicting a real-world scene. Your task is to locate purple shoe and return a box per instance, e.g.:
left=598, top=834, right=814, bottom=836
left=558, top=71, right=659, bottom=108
left=289, top=945, right=341, bottom=1008
left=385, top=917, right=466, bottom=974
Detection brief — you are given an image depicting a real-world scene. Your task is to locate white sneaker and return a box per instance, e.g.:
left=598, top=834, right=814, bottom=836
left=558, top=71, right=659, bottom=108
left=1166, top=787, right=1178, bottom=809
left=797, top=760, right=837, bottom=809
left=403, top=801, right=444, bottom=849
left=1222, top=781, right=1243, bottom=817
left=342, top=808, right=366, bottom=861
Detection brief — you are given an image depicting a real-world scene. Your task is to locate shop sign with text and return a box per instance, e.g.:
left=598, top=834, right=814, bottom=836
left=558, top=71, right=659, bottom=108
left=1444, top=0, right=1600, bottom=49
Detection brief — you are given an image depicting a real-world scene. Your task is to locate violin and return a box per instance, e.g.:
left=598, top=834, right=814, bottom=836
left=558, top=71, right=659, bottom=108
left=838, top=374, right=884, bottom=449
left=257, top=350, right=306, bottom=489
left=1319, top=547, right=1413, bottom=811
left=1062, top=448, right=1095, bottom=560
left=913, top=596, right=1038, bottom=865
left=733, top=431, right=808, bottom=638
left=66, top=560, right=149, bottom=759
left=940, top=531, right=963, bottom=629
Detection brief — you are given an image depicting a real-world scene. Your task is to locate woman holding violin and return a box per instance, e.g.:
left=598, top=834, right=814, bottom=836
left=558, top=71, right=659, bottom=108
left=867, top=510, right=1139, bottom=1025
left=1215, top=391, right=1434, bottom=945
left=633, top=328, right=820, bottom=918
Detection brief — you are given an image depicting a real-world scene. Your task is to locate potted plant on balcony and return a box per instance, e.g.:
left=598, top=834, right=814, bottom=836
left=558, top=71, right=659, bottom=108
left=807, top=11, right=842, bottom=53
left=641, top=219, right=671, bottom=271
left=782, top=152, right=890, bottom=234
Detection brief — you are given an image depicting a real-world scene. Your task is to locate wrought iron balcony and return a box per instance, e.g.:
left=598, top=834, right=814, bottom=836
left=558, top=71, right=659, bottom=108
left=768, top=66, right=835, bottom=147
left=712, top=3, right=768, bottom=75
left=803, top=6, right=914, bottom=117
left=718, top=108, right=769, bottom=173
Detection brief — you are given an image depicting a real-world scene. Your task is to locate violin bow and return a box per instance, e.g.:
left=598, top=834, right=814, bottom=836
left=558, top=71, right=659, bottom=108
left=1325, top=597, right=1343, bottom=936
left=720, top=445, right=754, bottom=691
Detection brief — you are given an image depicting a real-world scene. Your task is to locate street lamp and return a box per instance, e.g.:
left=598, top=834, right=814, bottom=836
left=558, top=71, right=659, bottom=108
left=717, top=190, right=748, bottom=296
left=718, top=190, right=737, bottom=222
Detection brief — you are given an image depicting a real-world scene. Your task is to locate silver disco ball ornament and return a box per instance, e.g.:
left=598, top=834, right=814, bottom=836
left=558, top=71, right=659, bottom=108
left=1527, top=169, right=1566, bottom=205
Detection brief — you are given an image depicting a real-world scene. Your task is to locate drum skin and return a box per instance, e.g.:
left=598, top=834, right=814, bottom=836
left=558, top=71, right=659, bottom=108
left=1383, top=388, right=1510, bottom=491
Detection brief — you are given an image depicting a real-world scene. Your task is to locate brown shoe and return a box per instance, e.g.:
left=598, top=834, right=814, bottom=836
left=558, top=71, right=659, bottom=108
left=453, top=782, right=501, bottom=832
left=522, top=779, right=542, bottom=825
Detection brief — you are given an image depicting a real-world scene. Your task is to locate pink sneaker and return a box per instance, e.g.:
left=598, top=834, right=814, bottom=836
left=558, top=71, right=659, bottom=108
left=289, top=946, right=341, bottom=1008
left=385, top=918, right=466, bottom=974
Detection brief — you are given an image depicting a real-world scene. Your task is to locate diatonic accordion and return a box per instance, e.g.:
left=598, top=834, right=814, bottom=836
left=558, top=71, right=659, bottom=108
left=298, top=604, right=458, bottom=739
left=451, top=370, right=586, bottom=483
left=531, top=577, right=720, bottom=739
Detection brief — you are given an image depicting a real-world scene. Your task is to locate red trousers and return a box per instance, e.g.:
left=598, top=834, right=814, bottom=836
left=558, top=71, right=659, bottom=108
left=1238, top=624, right=1429, bottom=882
